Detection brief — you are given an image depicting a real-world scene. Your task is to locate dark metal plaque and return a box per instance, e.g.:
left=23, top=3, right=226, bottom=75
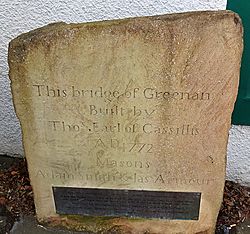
left=53, top=187, right=201, bottom=220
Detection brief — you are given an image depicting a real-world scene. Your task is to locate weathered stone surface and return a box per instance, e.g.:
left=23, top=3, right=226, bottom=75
left=9, top=11, right=243, bottom=234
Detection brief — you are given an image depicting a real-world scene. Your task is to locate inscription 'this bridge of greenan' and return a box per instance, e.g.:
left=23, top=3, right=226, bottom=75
left=32, top=84, right=211, bottom=102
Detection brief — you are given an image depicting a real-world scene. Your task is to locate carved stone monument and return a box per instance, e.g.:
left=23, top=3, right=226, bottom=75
left=9, top=11, right=243, bottom=234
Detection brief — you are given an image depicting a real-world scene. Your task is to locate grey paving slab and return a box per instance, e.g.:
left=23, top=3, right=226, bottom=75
left=10, top=216, right=89, bottom=234
left=235, top=219, right=250, bottom=234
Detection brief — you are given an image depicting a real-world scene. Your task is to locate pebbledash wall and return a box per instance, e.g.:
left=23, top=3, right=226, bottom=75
left=0, top=0, right=249, bottom=186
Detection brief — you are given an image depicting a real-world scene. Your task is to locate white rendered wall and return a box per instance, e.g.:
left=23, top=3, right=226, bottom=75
left=227, top=126, right=250, bottom=186
left=1, top=0, right=249, bottom=186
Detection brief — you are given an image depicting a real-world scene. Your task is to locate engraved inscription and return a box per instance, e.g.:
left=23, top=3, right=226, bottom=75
left=36, top=169, right=215, bottom=186
left=33, top=85, right=210, bottom=101
left=32, top=80, right=211, bottom=189
left=47, top=120, right=200, bottom=136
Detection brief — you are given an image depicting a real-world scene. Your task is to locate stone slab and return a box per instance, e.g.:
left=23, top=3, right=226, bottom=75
left=9, top=10, right=243, bottom=234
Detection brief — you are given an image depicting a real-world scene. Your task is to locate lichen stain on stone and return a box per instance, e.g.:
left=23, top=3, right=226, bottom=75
left=8, top=10, right=241, bottom=66
left=8, top=22, right=74, bottom=64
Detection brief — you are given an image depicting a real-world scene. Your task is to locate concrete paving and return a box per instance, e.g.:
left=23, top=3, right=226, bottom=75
left=235, top=219, right=250, bottom=234
left=10, top=216, right=89, bottom=234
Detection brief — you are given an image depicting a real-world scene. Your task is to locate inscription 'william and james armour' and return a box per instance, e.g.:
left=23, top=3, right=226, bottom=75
left=9, top=11, right=243, bottom=234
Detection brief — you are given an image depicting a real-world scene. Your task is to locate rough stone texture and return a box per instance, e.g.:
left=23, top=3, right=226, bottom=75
left=3, top=1, right=249, bottom=189
left=0, top=0, right=227, bottom=157
left=9, top=11, right=242, bottom=234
